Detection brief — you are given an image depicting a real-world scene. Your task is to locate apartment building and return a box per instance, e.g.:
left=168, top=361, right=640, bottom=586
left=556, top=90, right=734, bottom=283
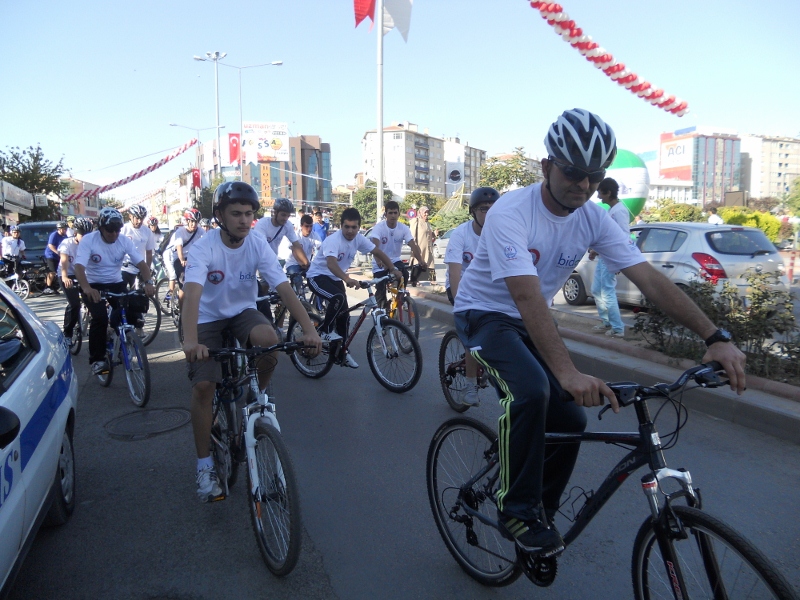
left=740, top=134, right=800, bottom=199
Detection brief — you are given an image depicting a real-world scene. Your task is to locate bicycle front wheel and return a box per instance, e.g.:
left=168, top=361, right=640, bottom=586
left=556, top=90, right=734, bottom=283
left=632, top=505, right=797, bottom=600
left=248, top=422, right=302, bottom=577
left=139, top=296, right=161, bottom=346
left=427, top=417, right=521, bottom=587
left=438, top=330, right=470, bottom=413
left=366, top=317, right=422, bottom=393
left=155, top=279, right=171, bottom=314
left=287, top=313, right=334, bottom=379
left=123, top=333, right=151, bottom=407
left=12, top=278, right=29, bottom=300
left=97, top=345, right=114, bottom=387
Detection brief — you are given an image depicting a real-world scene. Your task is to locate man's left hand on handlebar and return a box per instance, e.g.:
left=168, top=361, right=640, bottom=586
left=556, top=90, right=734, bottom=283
left=702, top=342, right=746, bottom=395
left=182, top=341, right=209, bottom=363
left=300, top=330, right=322, bottom=357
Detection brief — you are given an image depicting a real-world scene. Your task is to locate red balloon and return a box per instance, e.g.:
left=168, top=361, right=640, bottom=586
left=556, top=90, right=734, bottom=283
left=547, top=18, right=558, bottom=25
left=530, top=1, right=542, bottom=8
left=570, top=27, right=582, bottom=37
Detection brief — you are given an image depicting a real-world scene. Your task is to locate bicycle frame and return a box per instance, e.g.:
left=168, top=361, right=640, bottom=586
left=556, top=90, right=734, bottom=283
left=338, top=279, right=403, bottom=359
left=103, top=293, right=141, bottom=371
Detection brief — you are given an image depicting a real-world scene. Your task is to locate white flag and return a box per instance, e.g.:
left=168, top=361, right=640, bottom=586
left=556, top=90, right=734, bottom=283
left=383, top=0, right=413, bottom=41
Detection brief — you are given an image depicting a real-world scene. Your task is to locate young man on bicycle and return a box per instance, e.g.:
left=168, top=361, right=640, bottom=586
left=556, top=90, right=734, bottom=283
left=284, top=214, right=320, bottom=288
left=181, top=182, right=322, bottom=503
left=164, top=208, right=205, bottom=305
left=254, top=198, right=309, bottom=267
left=58, top=217, right=93, bottom=344
left=74, top=208, right=156, bottom=375
left=1, top=226, right=26, bottom=276
left=121, top=204, right=157, bottom=290
left=306, top=207, right=400, bottom=368
left=444, top=186, right=499, bottom=407
left=369, top=200, right=425, bottom=309
left=453, top=108, right=746, bottom=557
left=44, top=221, right=69, bottom=294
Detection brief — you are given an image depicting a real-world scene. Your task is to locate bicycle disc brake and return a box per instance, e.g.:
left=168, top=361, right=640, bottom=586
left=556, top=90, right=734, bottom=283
left=518, top=549, right=558, bottom=587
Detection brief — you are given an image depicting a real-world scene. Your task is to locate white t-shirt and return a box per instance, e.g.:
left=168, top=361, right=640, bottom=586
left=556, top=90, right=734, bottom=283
left=253, top=218, right=300, bottom=254
left=75, top=230, right=145, bottom=285
left=369, top=220, right=414, bottom=271
left=166, top=226, right=204, bottom=259
left=121, top=223, right=156, bottom=274
left=57, top=237, right=79, bottom=277
left=285, top=231, right=321, bottom=269
left=1, top=237, right=25, bottom=257
left=443, top=220, right=480, bottom=289
left=608, top=201, right=631, bottom=236
left=454, top=183, right=645, bottom=320
left=306, top=231, right=374, bottom=281
left=708, top=214, right=724, bottom=225
left=184, top=229, right=288, bottom=324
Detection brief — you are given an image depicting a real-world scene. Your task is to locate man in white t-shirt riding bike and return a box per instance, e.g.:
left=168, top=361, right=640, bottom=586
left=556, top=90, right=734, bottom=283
left=453, top=108, right=746, bottom=557
left=182, top=182, right=322, bottom=502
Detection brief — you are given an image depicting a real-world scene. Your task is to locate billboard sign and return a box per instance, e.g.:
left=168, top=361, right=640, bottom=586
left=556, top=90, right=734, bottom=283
left=659, top=133, right=693, bottom=181
left=260, top=164, right=272, bottom=206
left=443, top=141, right=465, bottom=197
left=242, top=121, right=290, bottom=165
left=0, top=180, right=34, bottom=209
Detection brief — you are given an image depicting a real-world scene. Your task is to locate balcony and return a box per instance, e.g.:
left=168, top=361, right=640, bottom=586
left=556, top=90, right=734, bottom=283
left=414, top=164, right=429, bottom=172
left=414, top=139, right=429, bottom=148
left=414, top=177, right=430, bottom=184
left=414, top=153, right=429, bottom=161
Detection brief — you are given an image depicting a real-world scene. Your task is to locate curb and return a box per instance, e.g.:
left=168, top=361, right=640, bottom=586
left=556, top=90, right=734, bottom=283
left=409, top=289, right=800, bottom=446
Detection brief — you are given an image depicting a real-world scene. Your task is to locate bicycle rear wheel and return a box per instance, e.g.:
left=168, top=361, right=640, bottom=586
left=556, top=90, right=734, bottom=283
left=123, top=333, right=151, bottom=407
left=287, top=313, right=334, bottom=379
left=155, top=279, right=171, bottom=314
left=248, top=422, right=302, bottom=577
left=427, top=417, right=521, bottom=586
left=97, top=346, right=114, bottom=387
left=632, top=505, right=796, bottom=600
left=439, top=330, right=470, bottom=413
left=139, top=296, right=161, bottom=346
left=394, top=295, right=420, bottom=340
left=366, top=317, right=422, bottom=393
left=211, top=392, right=238, bottom=492
left=69, top=326, right=82, bottom=356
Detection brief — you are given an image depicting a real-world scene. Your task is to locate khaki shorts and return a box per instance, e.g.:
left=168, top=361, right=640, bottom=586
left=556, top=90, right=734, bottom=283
left=187, top=308, right=270, bottom=384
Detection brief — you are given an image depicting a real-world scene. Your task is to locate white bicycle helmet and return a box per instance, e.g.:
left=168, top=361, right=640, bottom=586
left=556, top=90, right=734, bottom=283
left=128, top=204, right=148, bottom=219
left=544, top=108, right=617, bottom=171
left=98, top=207, right=124, bottom=228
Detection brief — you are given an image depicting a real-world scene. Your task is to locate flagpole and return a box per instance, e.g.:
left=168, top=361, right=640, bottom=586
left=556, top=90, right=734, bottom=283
left=376, top=0, right=385, bottom=218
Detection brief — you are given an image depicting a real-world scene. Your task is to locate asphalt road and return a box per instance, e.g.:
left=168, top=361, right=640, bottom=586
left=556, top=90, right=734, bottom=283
left=8, top=291, right=800, bottom=599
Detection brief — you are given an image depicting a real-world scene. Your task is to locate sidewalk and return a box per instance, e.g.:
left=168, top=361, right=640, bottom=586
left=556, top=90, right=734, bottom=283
left=408, top=288, right=800, bottom=446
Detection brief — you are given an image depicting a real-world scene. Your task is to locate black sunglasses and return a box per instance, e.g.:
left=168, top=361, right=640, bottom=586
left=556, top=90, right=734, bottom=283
left=548, top=157, right=606, bottom=184
left=103, top=225, right=122, bottom=233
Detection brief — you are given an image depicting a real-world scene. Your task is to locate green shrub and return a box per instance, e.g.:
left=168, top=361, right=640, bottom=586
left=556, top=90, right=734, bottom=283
left=718, top=208, right=781, bottom=241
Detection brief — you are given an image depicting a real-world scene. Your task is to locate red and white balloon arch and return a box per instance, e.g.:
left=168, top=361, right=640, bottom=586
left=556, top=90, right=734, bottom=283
left=529, top=1, right=689, bottom=117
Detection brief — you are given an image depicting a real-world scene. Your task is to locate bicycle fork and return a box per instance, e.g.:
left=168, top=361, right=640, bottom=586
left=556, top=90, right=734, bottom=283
left=241, top=378, right=284, bottom=503
left=370, top=308, right=402, bottom=357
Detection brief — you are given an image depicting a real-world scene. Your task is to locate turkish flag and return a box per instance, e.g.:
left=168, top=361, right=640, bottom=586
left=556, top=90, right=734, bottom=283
left=229, top=133, right=241, bottom=165
left=354, top=0, right=376, bottom=26
left=192, top=169, right=201, bottom=188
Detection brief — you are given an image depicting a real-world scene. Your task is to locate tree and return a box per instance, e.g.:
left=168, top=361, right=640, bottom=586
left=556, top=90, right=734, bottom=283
left=352, top=180, right=392, bottom=225
left=478, top=147, right=538, bottom=192
left=399, top=192, right=437, bottom=217
left=0, top=144, right=69, bottom=221
left=197, top=174, right=225, bottom=218
left=787, top=177, right=800, bottom=216
left=747, top=196, right=780, bottom=213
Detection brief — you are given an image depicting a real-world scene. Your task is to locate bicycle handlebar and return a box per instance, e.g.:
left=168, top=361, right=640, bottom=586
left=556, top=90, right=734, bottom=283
left=357, top=274, right=393, bottom=289
left=208, top=341, right=307, bottom=361
left=100, top=290, right=146, bottom=299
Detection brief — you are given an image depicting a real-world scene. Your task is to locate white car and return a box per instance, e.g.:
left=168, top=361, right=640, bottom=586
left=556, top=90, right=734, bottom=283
left=0, top=280, right=78, bottom=595
left=433, top=229, right=453, bottom=259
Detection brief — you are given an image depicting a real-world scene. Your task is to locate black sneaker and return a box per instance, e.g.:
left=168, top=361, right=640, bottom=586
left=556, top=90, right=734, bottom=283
left=498, top=509, right=565, bottom=556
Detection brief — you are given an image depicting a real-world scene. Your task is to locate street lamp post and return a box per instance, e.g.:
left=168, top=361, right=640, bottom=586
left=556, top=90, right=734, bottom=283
left=216, top=60, right=282, bottom=181
left=193, top=52, right=227, bottom=176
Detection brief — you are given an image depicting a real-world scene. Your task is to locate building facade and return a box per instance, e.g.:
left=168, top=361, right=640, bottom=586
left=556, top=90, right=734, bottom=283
left=740, top=134, right=800, bottom=200
left=61, top=178, right=103, bottom=218
left=362, top=122, right=487, bottom=200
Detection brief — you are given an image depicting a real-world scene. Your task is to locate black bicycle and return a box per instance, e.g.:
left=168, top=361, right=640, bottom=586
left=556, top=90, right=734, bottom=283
left=426, top=362, right=798, bottom=598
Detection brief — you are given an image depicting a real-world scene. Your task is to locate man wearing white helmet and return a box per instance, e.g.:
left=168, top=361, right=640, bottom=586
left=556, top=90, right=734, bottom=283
left=121, top=204, right=156, bottom=289
left=453, top=108, right=746, bottom=557
left=253, top=198, right=309, bottom=268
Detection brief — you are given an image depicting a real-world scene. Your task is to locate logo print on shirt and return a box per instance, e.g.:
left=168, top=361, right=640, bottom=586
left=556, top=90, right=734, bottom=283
left=381, top=236, right=388, bottom=244
left=528, top=249, right=540, bottom=266
left=462, top=251, right=474, bottom=263
left=337, top=252, right=345, bottom=261
left=90, top=254, right=102, bottom=263
left=503, top=245, right=517, bottom=259
left=207, top=271, right=225, bottom=284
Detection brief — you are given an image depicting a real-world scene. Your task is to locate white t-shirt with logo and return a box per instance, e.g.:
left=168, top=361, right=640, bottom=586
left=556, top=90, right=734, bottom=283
left=369, top=220, right=413, bottom=272
left=121, top=223, right=156, bottom=274
left=285, top=231, right=322, bottom=269
left=253, top=218, right=300, bottom=254
left=185, top=229, right=288, bottom=324
left=1, top=237, right=25, bottom=258
left=75, top=231, right=145, bottom=285
left=306, top=231, right=375, bottom=281
left=166, top=226, right=204, bottom=260
left=608, top=201, right=631, bottom=236
left=443, top=220, right=480, bottom=289
left=454, top=183, right=645, bottom=320
left=57, top=237, right=79, bottom=277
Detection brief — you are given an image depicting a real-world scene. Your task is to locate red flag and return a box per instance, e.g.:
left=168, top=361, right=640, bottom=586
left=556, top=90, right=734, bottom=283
left=228, top=133, right=241, bottom=165
left=192, top=169, right=201, bottom=188
left=354, top=0, right=376, bottom=26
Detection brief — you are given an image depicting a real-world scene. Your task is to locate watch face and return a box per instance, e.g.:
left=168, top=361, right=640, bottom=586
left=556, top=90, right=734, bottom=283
left=719, top=329, right=732, bottom=341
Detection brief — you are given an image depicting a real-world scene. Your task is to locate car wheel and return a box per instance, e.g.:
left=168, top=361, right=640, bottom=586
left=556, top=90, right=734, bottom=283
left=44, top=426, right=76, bottom=527
left=563, top=273, right=588, bottom=305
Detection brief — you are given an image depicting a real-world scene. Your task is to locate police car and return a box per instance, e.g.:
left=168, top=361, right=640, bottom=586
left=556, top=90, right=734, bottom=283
left=0, top=280, right=78, bottom=595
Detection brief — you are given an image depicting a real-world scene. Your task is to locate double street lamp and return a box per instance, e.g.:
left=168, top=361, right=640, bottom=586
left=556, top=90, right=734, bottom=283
left=193, top=51, right=227, bottom=175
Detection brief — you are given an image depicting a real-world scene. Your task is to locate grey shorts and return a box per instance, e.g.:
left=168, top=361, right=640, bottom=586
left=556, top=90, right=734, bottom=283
left=187, top=308, right=270, bottom=384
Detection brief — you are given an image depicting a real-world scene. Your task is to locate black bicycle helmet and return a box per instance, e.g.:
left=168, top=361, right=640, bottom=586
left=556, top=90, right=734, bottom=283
left=544, top=108, right=617, bottom=171
left=469, top=187, right=500, bottom=209
left=98, top=207, right=123, bottom=228
left=74, top=217, right=94, bottom=235
left=213, top=181, right=259, bottom=212
left=272, top=197, right=294, bottom=214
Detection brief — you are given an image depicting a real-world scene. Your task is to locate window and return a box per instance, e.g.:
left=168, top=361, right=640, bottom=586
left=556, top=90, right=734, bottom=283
left=706, top=229, right=774, bottom=255
left=393, top=133, right=402, bottom=139
left=0, top=297, right=36, bottom=393
left=638, top=228, right=688, bottom=253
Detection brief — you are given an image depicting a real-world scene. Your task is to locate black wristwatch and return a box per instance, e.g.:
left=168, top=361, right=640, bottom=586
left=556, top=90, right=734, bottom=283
left=704, top=329, right=732, bottom=347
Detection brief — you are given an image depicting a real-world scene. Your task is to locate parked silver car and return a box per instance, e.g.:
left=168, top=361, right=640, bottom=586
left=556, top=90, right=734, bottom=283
left=432, top=229, right=453, bottom=259
left=562, top=223, right=789, bottom=306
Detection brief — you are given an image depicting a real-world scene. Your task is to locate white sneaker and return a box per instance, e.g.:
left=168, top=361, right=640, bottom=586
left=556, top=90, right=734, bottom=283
left=605, top=329, right=625, bottom=338
left=592, top=324, right=611, bottom=332
left=91, top=361, right=109, bottom=375
left=196, top=466, right=225, bottom=502
left=343, top=352, right=359, bottom=368
left=320, top=331, right=343, bottom=343
left=463, top=384, right=480, bottom=407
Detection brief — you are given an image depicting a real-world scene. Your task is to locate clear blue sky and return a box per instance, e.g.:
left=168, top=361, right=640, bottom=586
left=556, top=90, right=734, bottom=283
left=2, top=0, right=799, bottom=200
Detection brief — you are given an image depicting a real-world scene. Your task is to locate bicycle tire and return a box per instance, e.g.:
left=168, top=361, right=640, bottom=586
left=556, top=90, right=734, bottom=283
left=97, top=347, right=114, bottom=387
left=366, top=317, right=422, bottom=393
left=155, top=278, right=171, bottom=314
left=12, top=278, right=29, bottom=300
left=394, top=295, right=420, bottom=339
left=287, top=313, right=334, bottom=379
left=211, top=391, right=239, bottom=490
left=439, top=330, right=470, bottom=413
left=426, top=417, right=521, bottom=587
left=69, top=326, right=82, bottom=356
left=632, top=504, right=797, bottom=600
left=139, top=296, right=161, bottom=346
left=248, top=421, right=302, bottom=577
left=123, top=333, right=151, bottom=407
